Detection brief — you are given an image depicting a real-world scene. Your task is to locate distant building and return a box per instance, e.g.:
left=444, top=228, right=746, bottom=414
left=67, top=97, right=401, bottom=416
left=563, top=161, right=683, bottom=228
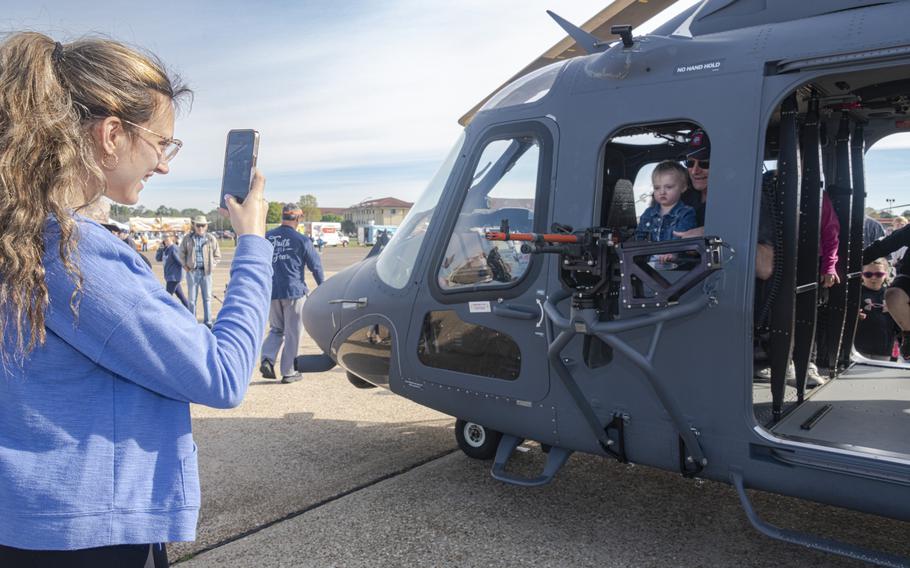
left=345, top=197, right=413, bottom=228
left=488, top=197, right=535, bottom=211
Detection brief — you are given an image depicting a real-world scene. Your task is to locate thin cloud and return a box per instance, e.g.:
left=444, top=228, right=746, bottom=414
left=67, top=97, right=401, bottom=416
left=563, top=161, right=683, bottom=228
left=5, top=0, right=702, bottom=210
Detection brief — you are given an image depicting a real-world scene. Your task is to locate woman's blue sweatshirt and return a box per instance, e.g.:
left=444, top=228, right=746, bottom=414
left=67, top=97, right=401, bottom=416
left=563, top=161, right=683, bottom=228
left=0, top=217, right=273, bottom=550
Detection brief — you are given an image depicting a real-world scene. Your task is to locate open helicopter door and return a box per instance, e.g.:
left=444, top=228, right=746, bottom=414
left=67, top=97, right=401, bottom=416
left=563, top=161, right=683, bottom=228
left=401, top=119, right=557, bottom=450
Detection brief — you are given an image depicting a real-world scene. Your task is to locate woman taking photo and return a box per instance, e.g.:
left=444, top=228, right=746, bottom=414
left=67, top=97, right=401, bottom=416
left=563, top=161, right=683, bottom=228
left=0, top=33, right=271, bottom=566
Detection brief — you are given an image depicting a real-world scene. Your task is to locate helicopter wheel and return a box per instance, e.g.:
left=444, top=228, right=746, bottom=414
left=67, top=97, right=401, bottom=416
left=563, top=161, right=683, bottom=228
left=346, top=371, right=376, bottom=389
left=455, top=419, right=502, bottom=460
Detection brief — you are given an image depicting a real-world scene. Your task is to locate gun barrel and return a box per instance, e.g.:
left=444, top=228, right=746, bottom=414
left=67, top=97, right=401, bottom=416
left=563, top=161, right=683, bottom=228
left=485, top=231, right=579, bottom=244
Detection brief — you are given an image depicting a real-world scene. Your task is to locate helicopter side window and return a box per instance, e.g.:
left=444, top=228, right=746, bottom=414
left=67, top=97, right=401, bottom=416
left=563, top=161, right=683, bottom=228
left=599, top=123, right=712, bottom=301
left=437, top=137, right=539, bottom=290
left=599, top=122, right=709, bottom=242
left=417, top=311, right=521, bottom=380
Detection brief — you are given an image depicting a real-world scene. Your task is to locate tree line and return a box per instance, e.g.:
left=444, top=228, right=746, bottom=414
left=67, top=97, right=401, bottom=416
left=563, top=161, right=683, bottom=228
left=865, top=206, right=910, bottom=220
left=111, top=194, right=356, bottom=234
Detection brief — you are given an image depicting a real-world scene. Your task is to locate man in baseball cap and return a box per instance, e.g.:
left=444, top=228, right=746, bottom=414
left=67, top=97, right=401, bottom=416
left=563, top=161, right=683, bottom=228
left=260, top=203, right=324, bottom=383
left=281, top=203, right=302, bottom=221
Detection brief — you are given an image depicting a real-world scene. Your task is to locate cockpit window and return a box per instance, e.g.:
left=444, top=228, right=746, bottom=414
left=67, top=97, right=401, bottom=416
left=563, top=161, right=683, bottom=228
left=480, top=60, right=567, bottom=114
left=437, top=136, right=539, bottom=290
left=376, top=133, right=465, bottom=289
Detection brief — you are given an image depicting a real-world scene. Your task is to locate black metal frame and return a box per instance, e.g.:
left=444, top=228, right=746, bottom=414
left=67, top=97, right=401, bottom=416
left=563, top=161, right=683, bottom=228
left=618, top=237, right=725, bottom=309
left=768, top=94, right=800, bottom=423
left=792, top=94, right=823, bottom=403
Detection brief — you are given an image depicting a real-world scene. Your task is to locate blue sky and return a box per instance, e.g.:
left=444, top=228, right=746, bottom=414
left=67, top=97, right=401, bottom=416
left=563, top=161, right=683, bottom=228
left=3, top=1, right=907, bottom=214
left=2, top=1, right=621, bottom=210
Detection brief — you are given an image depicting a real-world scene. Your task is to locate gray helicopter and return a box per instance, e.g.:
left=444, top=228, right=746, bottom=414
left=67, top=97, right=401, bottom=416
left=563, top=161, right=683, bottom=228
left=298, top=1, right=910, bottom=564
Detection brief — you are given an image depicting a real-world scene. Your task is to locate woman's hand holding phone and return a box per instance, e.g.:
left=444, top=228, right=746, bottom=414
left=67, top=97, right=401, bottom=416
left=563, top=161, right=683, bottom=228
left=222, top=169, right=267, bottom=237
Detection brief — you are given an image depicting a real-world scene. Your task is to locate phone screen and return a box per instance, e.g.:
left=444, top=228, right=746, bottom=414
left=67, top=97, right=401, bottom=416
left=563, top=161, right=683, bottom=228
left=220, top=130, right=258, bottom=208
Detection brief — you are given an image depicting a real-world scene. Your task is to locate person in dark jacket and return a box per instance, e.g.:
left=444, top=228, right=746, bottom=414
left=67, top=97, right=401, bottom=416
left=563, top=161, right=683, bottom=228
left=864, top=223, right=910, bottom=359
left=864, top=215, right=886, bottom=248
left=156, top=235, right=188, bottom=308
left=260, top=203, right=325, bottom=383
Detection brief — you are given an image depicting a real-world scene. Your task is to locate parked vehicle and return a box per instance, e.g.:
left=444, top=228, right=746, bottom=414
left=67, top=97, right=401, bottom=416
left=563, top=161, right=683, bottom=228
left=303, top=222, right=348, bottom=247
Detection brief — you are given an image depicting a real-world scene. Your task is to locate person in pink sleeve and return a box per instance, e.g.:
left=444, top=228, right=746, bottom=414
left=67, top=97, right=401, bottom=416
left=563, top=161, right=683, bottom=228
left=819, top=192, right=841, bottom=289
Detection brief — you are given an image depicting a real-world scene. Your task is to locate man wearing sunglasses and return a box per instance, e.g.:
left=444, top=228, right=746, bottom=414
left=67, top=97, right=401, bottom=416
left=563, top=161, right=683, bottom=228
left=864, top=223, right=910, bottom=360
left=675, top=130, right=777, bottom=280
left=179, top=215, right=222, bottom=328
left=681, top=130, right=710, bottom=228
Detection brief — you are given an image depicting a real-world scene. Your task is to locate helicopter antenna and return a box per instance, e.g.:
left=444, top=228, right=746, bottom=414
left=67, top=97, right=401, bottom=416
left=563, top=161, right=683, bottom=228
left=546, top=11, right=608, bottom=54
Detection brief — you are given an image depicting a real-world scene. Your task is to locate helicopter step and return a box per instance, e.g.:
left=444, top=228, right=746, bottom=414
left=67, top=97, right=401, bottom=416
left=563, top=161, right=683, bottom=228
left=490, top=434, right=574, bottom=488
left=731, top=470, right=910, bottom=568
left=294, top=353, right=336, bottom=373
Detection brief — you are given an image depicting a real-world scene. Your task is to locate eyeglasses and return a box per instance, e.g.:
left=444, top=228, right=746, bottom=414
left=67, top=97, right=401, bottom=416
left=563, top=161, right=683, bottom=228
left=194, top=224, right=207, bottom=228
left=121, top=119, right=183, bottom=163
left=685, top=159, right=710, bottom=169
left=862, top=271, right=887, bottom=278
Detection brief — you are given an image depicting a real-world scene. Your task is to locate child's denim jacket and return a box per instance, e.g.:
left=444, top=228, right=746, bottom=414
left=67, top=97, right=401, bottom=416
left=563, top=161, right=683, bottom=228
left=634, top=201, right=697, bottom=242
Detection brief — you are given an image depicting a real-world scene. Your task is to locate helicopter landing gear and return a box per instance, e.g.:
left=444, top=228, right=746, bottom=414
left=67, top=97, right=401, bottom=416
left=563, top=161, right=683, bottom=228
left=455, top=419, right=502, bottom=460
left=346, top=371, right=376, bottom=389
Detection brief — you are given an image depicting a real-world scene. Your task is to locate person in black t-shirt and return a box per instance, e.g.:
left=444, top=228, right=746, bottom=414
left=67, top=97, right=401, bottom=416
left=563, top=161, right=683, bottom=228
left=855, top=258, right=899, bottom=360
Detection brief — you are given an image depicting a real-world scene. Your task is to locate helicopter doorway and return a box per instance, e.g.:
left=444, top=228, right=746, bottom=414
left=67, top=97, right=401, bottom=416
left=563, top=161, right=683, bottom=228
left=753, top=62, right=910, bottom=462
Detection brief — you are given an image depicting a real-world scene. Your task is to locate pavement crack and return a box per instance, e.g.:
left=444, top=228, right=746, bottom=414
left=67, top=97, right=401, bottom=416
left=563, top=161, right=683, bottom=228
left=174, top=447, right=459, bottom=564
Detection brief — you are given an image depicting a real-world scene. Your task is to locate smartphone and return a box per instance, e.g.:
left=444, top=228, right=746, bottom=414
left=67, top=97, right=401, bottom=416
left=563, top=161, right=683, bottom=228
left=219, top=129, right=259, bottom=208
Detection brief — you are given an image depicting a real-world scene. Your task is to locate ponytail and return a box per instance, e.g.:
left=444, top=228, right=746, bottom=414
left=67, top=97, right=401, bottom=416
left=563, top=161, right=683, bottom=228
left=0, top=33, right=191, bottom=365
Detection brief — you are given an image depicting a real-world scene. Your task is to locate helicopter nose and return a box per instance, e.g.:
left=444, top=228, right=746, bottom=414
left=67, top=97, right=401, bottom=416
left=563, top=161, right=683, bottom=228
left=302, top=271, right=351, bottom=354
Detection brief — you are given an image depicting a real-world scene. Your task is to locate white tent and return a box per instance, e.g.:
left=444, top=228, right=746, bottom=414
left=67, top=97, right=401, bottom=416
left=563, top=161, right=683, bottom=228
left=129, top=217, right=190, bottom=233
left=101, top=219, right=129, bottom=232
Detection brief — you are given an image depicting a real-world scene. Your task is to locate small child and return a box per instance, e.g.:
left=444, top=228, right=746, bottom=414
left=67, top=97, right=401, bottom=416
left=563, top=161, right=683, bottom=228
left=855, top=258, right=899, bottom=361
left=635, top=161, right=696, bottom=253
left=635, top=161, right=696, bottom=242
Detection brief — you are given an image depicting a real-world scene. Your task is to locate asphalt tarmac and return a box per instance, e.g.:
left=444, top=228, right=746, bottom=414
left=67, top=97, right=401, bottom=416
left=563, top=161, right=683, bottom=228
left=145, top=244, right=910, bottom=567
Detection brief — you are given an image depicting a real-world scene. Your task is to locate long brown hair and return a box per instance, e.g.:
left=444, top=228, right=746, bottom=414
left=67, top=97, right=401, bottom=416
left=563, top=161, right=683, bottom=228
left=0, top=33, right=191, bottom=364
